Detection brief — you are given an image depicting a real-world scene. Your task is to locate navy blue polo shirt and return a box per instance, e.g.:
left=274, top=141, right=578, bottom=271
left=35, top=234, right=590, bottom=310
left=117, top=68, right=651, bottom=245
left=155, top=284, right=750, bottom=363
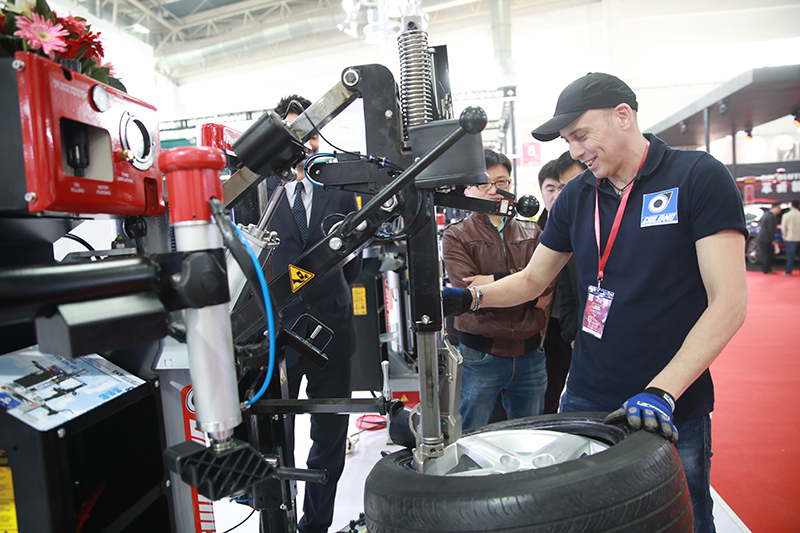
left=540, top=134, right=746, bottom=422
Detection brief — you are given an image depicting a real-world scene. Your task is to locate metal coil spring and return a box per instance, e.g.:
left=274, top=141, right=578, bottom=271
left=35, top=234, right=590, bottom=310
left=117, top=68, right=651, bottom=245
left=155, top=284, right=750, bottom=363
left=398, top=28, right=433, bottom=129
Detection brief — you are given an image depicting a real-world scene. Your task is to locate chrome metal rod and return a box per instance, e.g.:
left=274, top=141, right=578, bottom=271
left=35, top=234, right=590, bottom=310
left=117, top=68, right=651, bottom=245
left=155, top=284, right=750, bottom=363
left=174, top=222, right=241, bottom=442
left=416, top=330, right=442, bottom=446
left=257, top=181, right=287, bottom=232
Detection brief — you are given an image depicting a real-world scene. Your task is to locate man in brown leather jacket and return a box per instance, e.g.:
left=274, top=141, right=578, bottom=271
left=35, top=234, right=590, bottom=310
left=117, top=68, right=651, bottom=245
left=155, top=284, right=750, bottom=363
left=442, top=149, right=552, bottom=429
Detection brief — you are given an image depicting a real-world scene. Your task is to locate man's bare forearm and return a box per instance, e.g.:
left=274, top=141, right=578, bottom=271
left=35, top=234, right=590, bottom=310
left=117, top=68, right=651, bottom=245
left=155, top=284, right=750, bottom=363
left=480, top=245, right=570, bottom=309
left=648, top=230, right=747, bottom=399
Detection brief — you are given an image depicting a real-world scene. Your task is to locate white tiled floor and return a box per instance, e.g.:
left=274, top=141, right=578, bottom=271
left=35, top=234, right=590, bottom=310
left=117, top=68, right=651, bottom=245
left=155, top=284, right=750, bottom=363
left=711, top=487, right=752, bottom=533
left=213, top=388, right=751, bottom=533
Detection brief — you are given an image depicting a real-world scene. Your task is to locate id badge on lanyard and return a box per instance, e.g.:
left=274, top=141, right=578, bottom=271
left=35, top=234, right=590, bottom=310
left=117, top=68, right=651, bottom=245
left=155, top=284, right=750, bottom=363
left=581, top=141, right=649, bottom=340
left=582, top=285, right=615, bottom=339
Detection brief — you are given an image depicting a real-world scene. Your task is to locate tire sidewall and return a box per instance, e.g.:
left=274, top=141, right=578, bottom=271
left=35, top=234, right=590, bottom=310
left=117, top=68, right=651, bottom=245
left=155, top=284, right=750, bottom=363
left=365, top=412, right=691, bottom=533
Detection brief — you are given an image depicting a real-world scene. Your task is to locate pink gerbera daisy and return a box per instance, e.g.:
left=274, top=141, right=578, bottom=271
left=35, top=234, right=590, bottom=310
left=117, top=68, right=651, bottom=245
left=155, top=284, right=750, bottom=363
left=100, top=62, right=117, bottom=76
left=14, top=13, right=70, bottom=58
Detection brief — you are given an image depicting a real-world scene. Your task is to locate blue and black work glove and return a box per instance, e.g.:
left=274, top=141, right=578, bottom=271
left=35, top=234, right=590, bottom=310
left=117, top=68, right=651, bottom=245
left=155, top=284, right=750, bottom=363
left=442, top=287, right=473, bottom=317
left=604, top=388, right=679, bottom=443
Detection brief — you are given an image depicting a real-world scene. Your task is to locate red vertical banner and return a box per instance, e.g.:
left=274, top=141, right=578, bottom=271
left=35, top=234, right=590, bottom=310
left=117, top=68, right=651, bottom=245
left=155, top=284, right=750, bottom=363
left=520, top=142, right=541, bottom=167
left=181, top=386, right=217, bottom=533
left=744, top=184, right=755, bottom=205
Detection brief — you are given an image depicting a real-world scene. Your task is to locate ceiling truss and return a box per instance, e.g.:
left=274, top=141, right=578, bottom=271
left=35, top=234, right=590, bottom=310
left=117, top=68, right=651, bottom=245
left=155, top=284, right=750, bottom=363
left=75, top=0, right=569, bottom=80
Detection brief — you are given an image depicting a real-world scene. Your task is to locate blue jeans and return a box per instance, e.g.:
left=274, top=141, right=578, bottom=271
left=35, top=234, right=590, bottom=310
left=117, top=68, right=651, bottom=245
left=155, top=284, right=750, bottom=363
left=786, top=241, right=799, bottom=273
left=458, top=344, right=547, bottom=430
left=560, top=388, right=715, bottom=533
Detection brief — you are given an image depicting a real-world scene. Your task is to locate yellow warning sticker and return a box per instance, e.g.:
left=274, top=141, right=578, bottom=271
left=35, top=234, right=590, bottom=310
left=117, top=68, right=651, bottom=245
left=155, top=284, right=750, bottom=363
left=352, top=284, right=367, bottom=316
left=289, top=264, right=315, bottom=292
left=0, top=463, right=19, bottom=533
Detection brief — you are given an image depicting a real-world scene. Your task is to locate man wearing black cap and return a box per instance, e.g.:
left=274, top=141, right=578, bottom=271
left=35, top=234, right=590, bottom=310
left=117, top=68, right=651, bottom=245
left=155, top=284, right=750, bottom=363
left=444, top=73, right=747, bottom=532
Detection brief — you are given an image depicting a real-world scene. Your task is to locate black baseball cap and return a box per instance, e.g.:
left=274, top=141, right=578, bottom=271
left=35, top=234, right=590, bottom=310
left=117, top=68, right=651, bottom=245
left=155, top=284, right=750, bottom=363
left=531, top=73, right=638, bottom=142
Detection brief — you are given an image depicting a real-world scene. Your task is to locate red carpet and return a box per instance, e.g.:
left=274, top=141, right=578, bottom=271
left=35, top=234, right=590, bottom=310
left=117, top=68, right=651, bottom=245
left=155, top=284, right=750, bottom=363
left=710, top=271, right=800, bottom=532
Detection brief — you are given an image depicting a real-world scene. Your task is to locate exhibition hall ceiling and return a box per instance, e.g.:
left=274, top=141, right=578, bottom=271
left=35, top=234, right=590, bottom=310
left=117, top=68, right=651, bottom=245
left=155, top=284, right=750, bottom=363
left=119, top=0, right=344, bottom=56
left=100, top=0, right=567, bottom=79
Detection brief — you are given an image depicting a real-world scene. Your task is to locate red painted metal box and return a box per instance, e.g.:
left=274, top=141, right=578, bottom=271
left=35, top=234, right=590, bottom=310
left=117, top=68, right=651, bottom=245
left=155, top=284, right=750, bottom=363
left=0, top=51, right=164, bottom=216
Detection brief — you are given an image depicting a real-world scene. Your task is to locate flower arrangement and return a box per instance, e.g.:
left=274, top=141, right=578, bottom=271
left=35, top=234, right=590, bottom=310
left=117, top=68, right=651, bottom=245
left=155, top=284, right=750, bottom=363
left=1, top=0, right=125, bottom=91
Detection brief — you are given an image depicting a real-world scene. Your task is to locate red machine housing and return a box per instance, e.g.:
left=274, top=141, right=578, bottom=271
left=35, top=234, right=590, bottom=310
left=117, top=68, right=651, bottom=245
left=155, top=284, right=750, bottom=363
left=2, top=51, right=165, bottom=216
left=200, top=123, right=242, bottom=153
left=160, top=146, right=226, bottom=223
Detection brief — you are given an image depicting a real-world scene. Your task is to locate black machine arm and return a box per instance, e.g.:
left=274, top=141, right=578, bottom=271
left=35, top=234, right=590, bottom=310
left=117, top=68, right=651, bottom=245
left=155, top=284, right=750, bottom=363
left=256, top=106, right=487, bottom=318
left=164, top=55, right=539, bottom=509
left=226, top=76, right=535, bottom=342
left=434, top=187, right=540, bottom=219
left=0, top=249, right=232, bottom=358
left=222, top=64, right=406, bottom=210
left=0, top=256, right=160, bottom=324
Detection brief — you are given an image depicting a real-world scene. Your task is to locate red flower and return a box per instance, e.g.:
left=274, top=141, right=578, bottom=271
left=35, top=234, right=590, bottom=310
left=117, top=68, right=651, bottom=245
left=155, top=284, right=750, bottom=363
left=54, top=12, right=88, bottom=36
left=62, top=28, right=105, bottom=61
left=84, top=30, right=105, bottom=60
left=2, top=0, right=125, bottom=92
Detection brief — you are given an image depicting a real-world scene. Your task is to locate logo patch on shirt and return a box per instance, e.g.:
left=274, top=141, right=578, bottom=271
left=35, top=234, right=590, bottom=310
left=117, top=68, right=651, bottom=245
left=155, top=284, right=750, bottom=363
left=641, top=188, right=679, bottom=227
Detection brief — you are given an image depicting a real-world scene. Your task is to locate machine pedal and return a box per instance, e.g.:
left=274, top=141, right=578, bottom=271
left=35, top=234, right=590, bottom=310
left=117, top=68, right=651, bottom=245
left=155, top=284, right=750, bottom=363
left=163, top=439, right=273, bottom=501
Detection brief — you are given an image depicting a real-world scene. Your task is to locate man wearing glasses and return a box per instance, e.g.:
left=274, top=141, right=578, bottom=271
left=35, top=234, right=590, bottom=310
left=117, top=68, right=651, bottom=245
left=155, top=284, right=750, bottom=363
left=441, top=149, right=552, bottom=429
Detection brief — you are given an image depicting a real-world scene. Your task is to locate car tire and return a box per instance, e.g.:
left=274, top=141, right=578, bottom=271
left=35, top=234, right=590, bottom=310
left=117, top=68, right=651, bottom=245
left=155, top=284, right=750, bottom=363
left=746, top=236, right=761, bottom=265
left=364, top=413, right=693, bottom=533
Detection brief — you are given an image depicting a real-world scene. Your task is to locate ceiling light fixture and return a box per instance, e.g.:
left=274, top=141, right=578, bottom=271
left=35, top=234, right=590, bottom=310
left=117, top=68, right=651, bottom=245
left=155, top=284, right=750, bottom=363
left=338, top=0, right=426, bottom=42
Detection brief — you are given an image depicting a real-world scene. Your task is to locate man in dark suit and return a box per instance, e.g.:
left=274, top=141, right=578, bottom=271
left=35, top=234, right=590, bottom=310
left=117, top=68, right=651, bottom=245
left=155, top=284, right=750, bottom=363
left=266, top=94, right=362, bottom=533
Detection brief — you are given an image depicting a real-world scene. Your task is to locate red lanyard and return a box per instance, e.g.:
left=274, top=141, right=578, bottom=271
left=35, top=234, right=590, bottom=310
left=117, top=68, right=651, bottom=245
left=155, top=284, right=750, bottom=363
left=594, top=140, right=650, bottom=285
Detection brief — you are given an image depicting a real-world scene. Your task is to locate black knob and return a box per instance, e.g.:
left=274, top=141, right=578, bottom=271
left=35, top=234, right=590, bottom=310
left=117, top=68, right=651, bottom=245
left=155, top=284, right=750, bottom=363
left=459, top=107, right=487, bottom=135
left=516, top=195, right=540, bottom=218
